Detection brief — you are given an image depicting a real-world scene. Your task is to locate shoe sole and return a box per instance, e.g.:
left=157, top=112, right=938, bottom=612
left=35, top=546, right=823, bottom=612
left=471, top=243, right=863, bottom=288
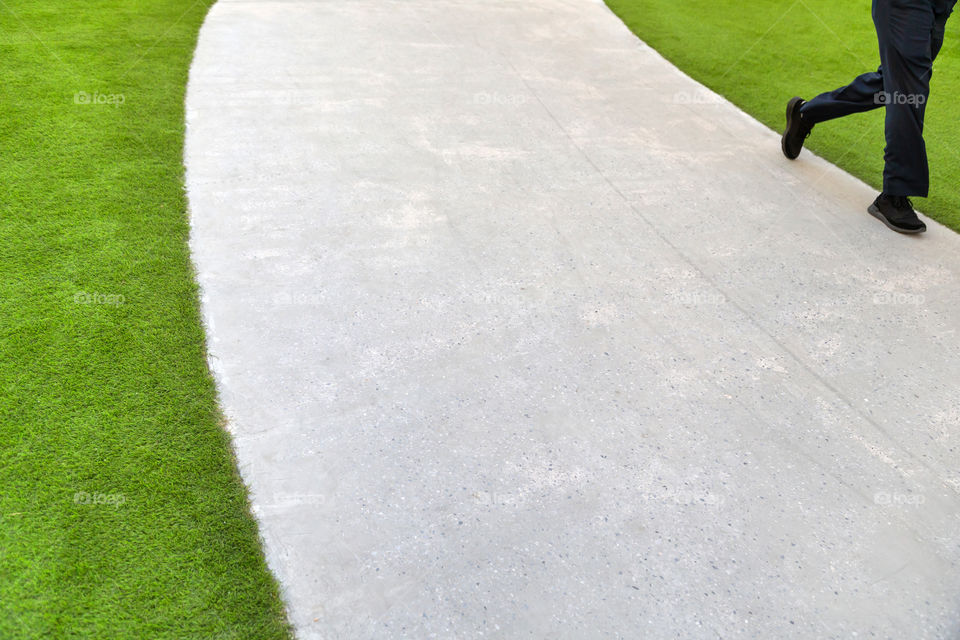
left=867, top=204, right=926, bottom=234
left=781, top=97, right=804, bottom=160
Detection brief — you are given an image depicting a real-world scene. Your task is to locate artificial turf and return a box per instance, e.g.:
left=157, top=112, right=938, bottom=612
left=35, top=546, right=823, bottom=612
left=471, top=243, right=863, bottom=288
left=605, top=0, right=960, bottom=232
left=0, top=1, right=292, bottom=637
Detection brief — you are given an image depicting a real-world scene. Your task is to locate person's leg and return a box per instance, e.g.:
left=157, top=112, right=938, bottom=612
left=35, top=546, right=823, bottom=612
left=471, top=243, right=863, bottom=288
left=782, top=0, right=954, bottom=173
left=873, top=0, right=938, bottom=197
left=865, top=0, right=958, bottom=232
left=799, top=69, right=886, bottom=125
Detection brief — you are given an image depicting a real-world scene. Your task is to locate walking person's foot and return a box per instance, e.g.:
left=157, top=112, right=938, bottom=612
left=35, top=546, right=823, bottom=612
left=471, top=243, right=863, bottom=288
left=868, top=193, right=927, bottom=234
left=781, top=96, right=813, bottom=160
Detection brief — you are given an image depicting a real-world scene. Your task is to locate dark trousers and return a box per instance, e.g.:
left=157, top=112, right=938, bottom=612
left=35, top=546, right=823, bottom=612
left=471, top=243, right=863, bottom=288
left=800, top=0, right=956, bottom=197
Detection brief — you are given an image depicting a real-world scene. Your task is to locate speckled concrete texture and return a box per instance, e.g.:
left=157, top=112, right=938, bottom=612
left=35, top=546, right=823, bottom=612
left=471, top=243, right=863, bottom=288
left=184, top=0, right=960, bottom=638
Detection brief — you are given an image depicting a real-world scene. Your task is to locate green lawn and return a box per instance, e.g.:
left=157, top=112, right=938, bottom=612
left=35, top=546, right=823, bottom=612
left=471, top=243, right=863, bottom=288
left=0, top=1, right=292, bottom=638
left=605, top=0, right=960, bottom=232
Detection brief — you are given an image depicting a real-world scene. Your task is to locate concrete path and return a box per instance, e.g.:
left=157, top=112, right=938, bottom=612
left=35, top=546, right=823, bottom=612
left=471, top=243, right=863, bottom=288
left=185, top=1, right=960, bottom=637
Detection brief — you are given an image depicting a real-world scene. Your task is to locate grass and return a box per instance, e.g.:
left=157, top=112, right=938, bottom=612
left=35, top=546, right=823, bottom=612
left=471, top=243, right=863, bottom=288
left=604, top=0, right=960, bottom=232
left=0, top=1, right=292, bottom=638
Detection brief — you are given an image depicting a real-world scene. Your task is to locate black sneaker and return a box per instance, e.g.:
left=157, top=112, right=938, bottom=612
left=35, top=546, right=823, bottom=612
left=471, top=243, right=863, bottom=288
left=867, top=193, right=927, bottom=234
left=781, top=96, right=813, bottom=160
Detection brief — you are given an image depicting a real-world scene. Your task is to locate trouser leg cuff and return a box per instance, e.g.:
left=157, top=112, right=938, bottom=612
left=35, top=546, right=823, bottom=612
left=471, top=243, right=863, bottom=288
left=882, top=177, right=928, bottom=198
